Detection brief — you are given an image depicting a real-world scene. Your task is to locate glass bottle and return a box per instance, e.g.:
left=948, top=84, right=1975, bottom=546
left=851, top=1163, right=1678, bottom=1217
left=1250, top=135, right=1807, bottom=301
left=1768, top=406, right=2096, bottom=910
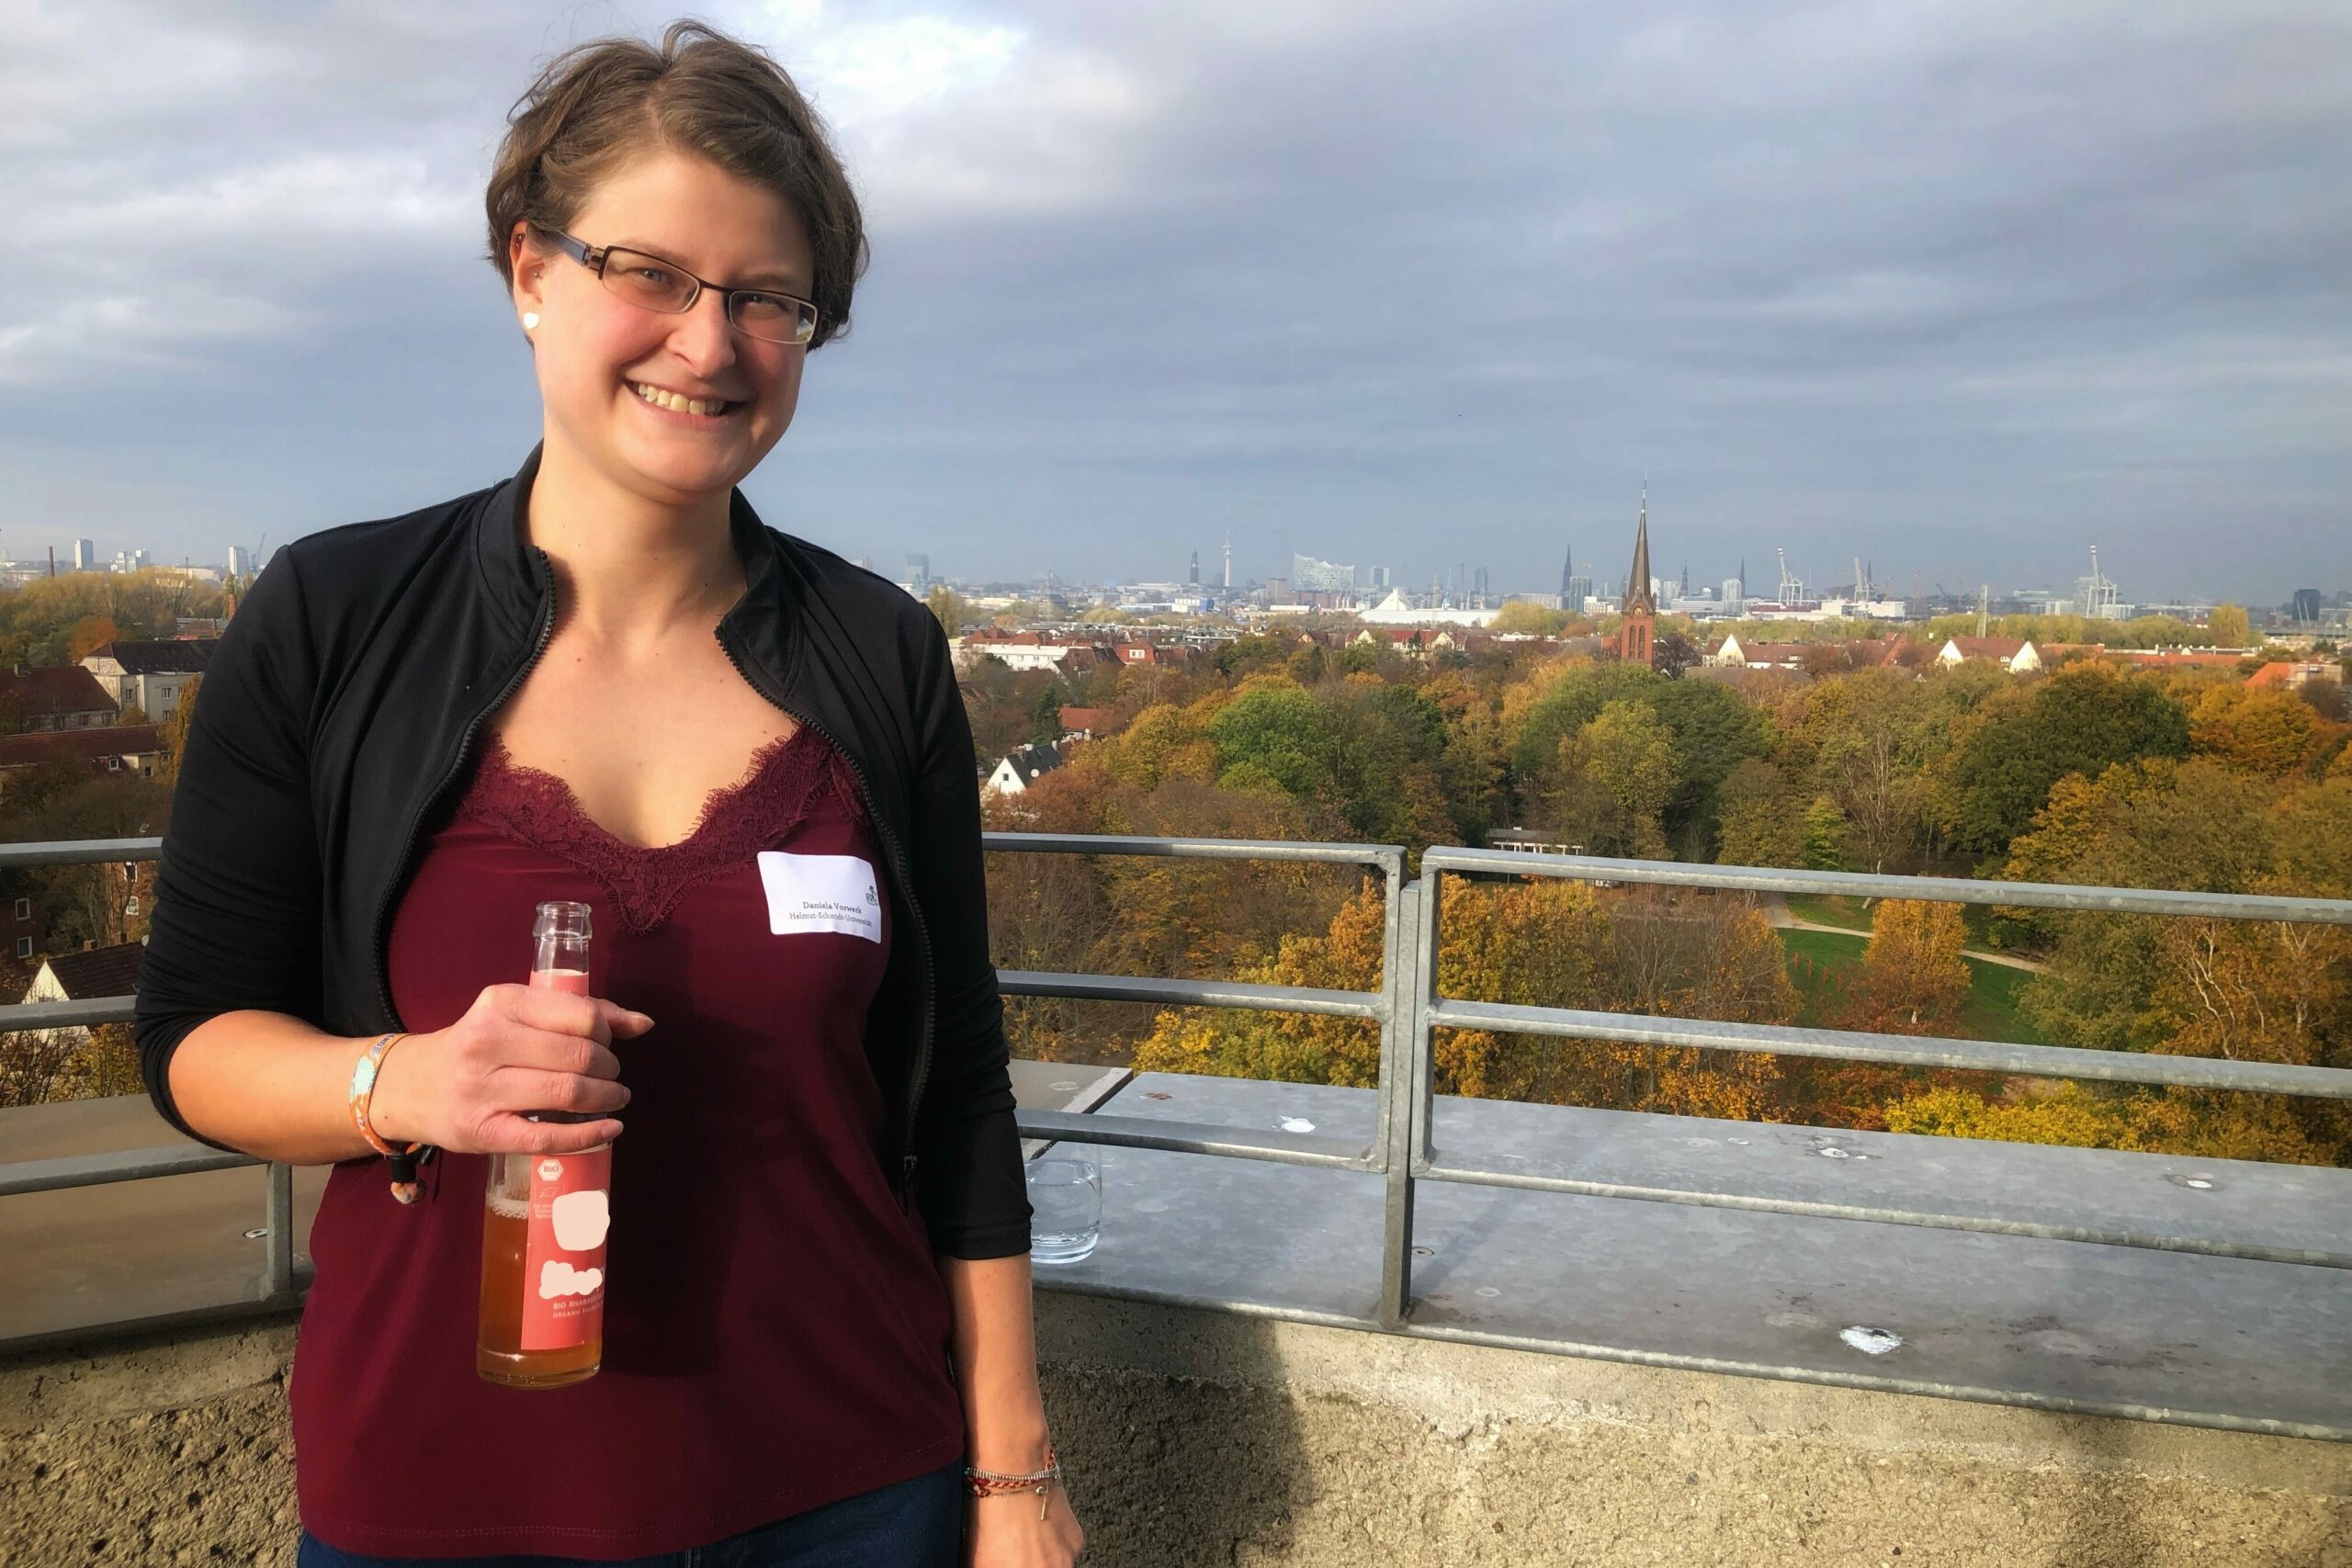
left=477, top=900, right=613, bottom=1388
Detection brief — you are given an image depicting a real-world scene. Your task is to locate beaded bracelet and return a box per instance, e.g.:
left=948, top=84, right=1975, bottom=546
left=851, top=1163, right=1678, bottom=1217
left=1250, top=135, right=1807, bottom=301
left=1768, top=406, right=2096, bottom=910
left=964, top=1440, right=1063, bottom=1520
left=347, top=1032, right=428, bottom=1205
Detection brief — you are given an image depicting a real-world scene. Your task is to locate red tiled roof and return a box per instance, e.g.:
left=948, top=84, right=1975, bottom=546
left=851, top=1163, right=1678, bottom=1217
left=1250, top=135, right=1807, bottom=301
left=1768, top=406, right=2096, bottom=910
left=32, top=940, right=146, bottom=1003
left=1945, top=637, right=2029, bottom=660
left=1057, top=706, right=1122, bottom=735
left=85, top=639, right=217, bottom=675
left=0, top=724, right=164, bottom=769
left=0, top=665, right=117, bottom=718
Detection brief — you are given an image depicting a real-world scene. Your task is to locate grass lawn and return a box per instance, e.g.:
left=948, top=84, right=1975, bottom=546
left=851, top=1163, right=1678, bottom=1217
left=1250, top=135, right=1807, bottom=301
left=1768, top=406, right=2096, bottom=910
left=1779, top=926, right=2049, bottom=1044
left=1783, top=893, right=1874, bottom=932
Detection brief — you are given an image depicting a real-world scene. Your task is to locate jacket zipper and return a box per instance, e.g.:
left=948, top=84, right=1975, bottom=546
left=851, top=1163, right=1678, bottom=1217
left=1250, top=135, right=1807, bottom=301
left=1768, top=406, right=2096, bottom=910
left=370, top=548, right=560, bottom=1032
left=714, top=626, right=935, bottom=1214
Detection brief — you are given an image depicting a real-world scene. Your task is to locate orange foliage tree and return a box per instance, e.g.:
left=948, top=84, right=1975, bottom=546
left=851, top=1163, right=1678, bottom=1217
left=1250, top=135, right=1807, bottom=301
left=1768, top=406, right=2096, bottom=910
left=1132, top=881, right=1797, bottom=1122
left=1838, top=899, right=1970, bottom=1036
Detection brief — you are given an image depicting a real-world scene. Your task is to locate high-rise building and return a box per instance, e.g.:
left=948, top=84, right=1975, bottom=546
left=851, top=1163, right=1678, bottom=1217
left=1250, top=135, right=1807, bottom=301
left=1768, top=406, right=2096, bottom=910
left=1370, top=566, right=1392, bottom=590
left=906, top=554, right=932, bottom=594
left=1617, top=486, right=1656, bottom=668
left=1189, top=550, right=1200, bottom=586
left=2292, top=588, right=2324, bottom=625
left=1290, top=553, right=1356, bottom=593
left=1722, top=577, right=1745, bottom=613
left=228, top=545, right=252, bottom=580
left=73, top=538, right=96, bottom=571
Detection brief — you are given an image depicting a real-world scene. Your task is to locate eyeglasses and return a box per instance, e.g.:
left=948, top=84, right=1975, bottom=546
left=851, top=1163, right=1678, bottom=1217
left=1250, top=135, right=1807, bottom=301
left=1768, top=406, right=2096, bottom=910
left=535, top=226, right=819, bottom=345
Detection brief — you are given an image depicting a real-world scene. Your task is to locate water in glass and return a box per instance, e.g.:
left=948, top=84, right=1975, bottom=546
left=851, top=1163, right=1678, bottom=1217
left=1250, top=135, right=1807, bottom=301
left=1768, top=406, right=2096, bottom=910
left=1027, top=1155, right=1101, bottom=1264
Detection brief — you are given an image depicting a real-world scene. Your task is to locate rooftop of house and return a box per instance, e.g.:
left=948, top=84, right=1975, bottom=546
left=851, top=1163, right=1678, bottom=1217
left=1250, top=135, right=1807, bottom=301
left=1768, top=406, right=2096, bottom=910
left=83, top=640, right=218, bottom=676
left=0, top=724, right=164, bottom=769
left=997, top=742, right=1066, bottom=789
left=1943, top=636, right=2031, bottom=659
left=28, top=939, right=147, bottom=1004
left=0, top=665, right=118, bottom=716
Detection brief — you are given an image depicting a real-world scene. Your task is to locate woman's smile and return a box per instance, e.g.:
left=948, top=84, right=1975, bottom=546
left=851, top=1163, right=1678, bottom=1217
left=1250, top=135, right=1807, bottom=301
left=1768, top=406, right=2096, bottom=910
left=626, top=378, right=745, bottom=423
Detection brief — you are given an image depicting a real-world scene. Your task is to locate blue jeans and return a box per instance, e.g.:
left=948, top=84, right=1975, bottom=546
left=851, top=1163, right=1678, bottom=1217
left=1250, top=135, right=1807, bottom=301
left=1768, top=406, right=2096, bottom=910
left=295, top=1461, right=964, bottom=1567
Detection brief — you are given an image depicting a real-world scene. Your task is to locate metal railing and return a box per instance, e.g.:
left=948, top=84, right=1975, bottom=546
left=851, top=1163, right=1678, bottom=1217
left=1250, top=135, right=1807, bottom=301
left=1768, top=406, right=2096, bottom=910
left=988, top=833, right=1404, bottom=1171
left=1390, top=850, right=2352, bottom=1324
left=7, top=832, right=2352, bottom=1439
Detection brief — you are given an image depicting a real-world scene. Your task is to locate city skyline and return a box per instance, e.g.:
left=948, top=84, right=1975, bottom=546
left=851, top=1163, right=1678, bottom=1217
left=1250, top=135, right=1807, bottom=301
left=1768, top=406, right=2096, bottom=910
left=4, top=3, right=2347, bottom=600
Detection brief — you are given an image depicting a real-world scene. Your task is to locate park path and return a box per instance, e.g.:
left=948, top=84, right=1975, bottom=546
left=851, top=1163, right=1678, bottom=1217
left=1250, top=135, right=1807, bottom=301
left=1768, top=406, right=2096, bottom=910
left=1754, top=891, right=2047, bottom=973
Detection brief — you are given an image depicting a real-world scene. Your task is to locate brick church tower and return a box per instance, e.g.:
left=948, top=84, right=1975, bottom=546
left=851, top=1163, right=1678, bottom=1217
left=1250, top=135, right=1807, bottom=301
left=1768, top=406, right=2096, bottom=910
left=1617, top=484, right=1657, bottom=668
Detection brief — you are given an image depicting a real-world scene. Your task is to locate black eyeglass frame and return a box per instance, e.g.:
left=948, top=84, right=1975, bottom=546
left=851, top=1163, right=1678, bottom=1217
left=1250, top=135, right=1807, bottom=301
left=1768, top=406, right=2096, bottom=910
left=534, top=226, right=820, bottom=345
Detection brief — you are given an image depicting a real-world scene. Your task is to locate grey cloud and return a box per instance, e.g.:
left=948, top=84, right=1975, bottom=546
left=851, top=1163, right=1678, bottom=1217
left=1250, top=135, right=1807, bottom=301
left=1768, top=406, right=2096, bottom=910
left=2, top=0, right=2346, bottom=602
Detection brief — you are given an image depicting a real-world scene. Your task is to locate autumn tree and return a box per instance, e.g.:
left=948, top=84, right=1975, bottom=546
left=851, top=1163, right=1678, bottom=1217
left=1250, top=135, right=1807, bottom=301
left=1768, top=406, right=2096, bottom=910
left=1652, top=630, right=1702, bottom=679
left=2206, top=604, right=2250, bottom=648
left=1778, top=669, right=1945, bottom=873
left=1838, top=899, right=1970, bottom=1035
left=924, top=585, right=966, bottom=637
left=1487, top=600, right=1567, bottom=637
left=65, top=615, right=120, bottom=663
left=2188, top=683, right=2331, bottom=777
left=1134, top=879, right=1794, bottom=1122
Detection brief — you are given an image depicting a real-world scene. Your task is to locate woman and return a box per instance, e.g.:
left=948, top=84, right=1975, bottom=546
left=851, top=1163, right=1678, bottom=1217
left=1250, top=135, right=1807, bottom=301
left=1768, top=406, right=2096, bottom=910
left=133, top=21, right=1086, bottom=1568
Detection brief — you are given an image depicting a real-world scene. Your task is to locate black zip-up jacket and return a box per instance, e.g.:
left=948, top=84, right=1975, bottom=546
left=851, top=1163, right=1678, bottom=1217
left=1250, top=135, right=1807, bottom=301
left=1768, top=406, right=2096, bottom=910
left=134, top=448, right=1030, bottom=1259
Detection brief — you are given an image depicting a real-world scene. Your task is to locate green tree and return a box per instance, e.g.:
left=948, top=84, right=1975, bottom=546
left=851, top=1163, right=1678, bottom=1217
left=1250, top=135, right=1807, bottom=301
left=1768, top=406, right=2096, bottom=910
left=1209, top=687, right=1340, bottom=801
left=1030, top=682, right=1066, bottom=746
left=1802, top=795, right=1849, bottom=872
left=1716, top=759, right=1803, bottom=867
left=1939, top=662, right=2190, bottom=855
left=1544, top=700, right=1679, bottom=859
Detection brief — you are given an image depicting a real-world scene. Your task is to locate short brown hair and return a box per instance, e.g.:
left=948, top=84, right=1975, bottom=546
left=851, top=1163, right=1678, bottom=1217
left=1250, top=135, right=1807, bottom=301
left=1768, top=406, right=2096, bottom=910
left=485, top=19, right=866, bottom=348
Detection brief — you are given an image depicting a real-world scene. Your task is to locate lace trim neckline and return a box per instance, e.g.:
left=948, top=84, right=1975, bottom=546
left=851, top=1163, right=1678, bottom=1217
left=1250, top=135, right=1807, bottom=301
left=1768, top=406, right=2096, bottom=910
left=455, top=727, right=860, bottom=933
left=478, top=728, right=807, bottom=855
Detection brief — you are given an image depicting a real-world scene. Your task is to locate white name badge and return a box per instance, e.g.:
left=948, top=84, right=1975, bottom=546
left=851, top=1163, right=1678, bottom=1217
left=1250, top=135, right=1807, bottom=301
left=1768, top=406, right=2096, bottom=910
left=756, top=852, right=884, bottom=942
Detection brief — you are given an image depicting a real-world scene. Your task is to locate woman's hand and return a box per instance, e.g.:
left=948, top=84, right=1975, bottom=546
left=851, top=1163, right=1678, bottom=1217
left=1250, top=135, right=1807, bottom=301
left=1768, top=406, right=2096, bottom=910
left=366, top=983, right=652, bottom=1155
left=967, top=1484, right=1084, bottom=1568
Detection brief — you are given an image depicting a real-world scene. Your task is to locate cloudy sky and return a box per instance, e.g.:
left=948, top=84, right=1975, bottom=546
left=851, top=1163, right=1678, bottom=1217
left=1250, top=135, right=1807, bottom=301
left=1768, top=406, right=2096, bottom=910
left=4, top=0, right=2346, bottom=603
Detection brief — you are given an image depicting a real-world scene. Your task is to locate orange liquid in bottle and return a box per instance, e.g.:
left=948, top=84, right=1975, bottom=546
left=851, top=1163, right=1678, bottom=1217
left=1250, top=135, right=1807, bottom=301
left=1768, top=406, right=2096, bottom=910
left=478, top=920, right=612, bottom=1389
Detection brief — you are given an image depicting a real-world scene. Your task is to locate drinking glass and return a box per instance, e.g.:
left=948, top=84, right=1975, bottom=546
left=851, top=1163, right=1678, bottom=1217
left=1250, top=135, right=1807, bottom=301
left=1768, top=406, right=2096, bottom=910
left=1026, top=1155, right=1101, bottom=1264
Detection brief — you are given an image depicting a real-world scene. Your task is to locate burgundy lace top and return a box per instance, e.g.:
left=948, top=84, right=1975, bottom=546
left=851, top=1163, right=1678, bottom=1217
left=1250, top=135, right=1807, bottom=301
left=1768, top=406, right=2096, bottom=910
left=289, top=728, right=966, bottom=1560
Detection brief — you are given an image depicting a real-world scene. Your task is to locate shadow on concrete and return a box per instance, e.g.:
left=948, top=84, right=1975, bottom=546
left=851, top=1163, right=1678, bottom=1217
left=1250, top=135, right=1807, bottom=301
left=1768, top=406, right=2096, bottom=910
left=1035, top=1296, right=1311, bottom=1568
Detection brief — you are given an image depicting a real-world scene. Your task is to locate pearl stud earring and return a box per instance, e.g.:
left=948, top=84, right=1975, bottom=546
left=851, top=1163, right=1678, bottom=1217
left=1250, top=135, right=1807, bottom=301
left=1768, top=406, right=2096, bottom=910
left=522, top=312, right=539, bottom=330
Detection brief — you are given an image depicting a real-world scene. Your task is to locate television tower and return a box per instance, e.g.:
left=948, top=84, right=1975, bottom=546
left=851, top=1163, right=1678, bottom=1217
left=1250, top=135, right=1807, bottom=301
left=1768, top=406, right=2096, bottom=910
left=1222, top=531, right=1232, bottom=590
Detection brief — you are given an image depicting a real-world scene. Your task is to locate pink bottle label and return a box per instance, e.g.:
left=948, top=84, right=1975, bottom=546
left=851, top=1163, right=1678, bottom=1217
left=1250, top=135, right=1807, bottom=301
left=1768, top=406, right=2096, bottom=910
left=520, top=1147, right=612, bottom=1349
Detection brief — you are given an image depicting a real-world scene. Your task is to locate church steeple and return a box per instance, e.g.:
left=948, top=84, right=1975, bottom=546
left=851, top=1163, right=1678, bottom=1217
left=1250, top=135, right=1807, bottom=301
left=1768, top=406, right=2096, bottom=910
left=1624, top=480, right=1656, bottom=615
left=1618, top=481, right=1657, bottom=667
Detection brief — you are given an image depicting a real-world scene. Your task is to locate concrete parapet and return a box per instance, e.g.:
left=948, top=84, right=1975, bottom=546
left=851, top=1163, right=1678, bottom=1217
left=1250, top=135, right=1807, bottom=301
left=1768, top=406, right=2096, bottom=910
left=2, top=1314, right=298, bottom=1566
left=6, top=1296, right=2349, bottom=1566
left=1033, top=1294, right=2352, bottom=1566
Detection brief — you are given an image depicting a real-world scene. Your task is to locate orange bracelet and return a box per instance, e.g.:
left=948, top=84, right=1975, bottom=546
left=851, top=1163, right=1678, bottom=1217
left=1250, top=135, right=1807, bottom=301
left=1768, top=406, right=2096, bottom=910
left=348, top=1032, right=426, bottom=1205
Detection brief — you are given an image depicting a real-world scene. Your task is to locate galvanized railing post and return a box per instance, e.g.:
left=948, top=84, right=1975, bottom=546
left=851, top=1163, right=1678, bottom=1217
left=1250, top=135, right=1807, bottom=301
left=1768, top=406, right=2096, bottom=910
left=264, top=1162, right=295, bottom=1302
left=1376, top=877, right=1424, bottom=1329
